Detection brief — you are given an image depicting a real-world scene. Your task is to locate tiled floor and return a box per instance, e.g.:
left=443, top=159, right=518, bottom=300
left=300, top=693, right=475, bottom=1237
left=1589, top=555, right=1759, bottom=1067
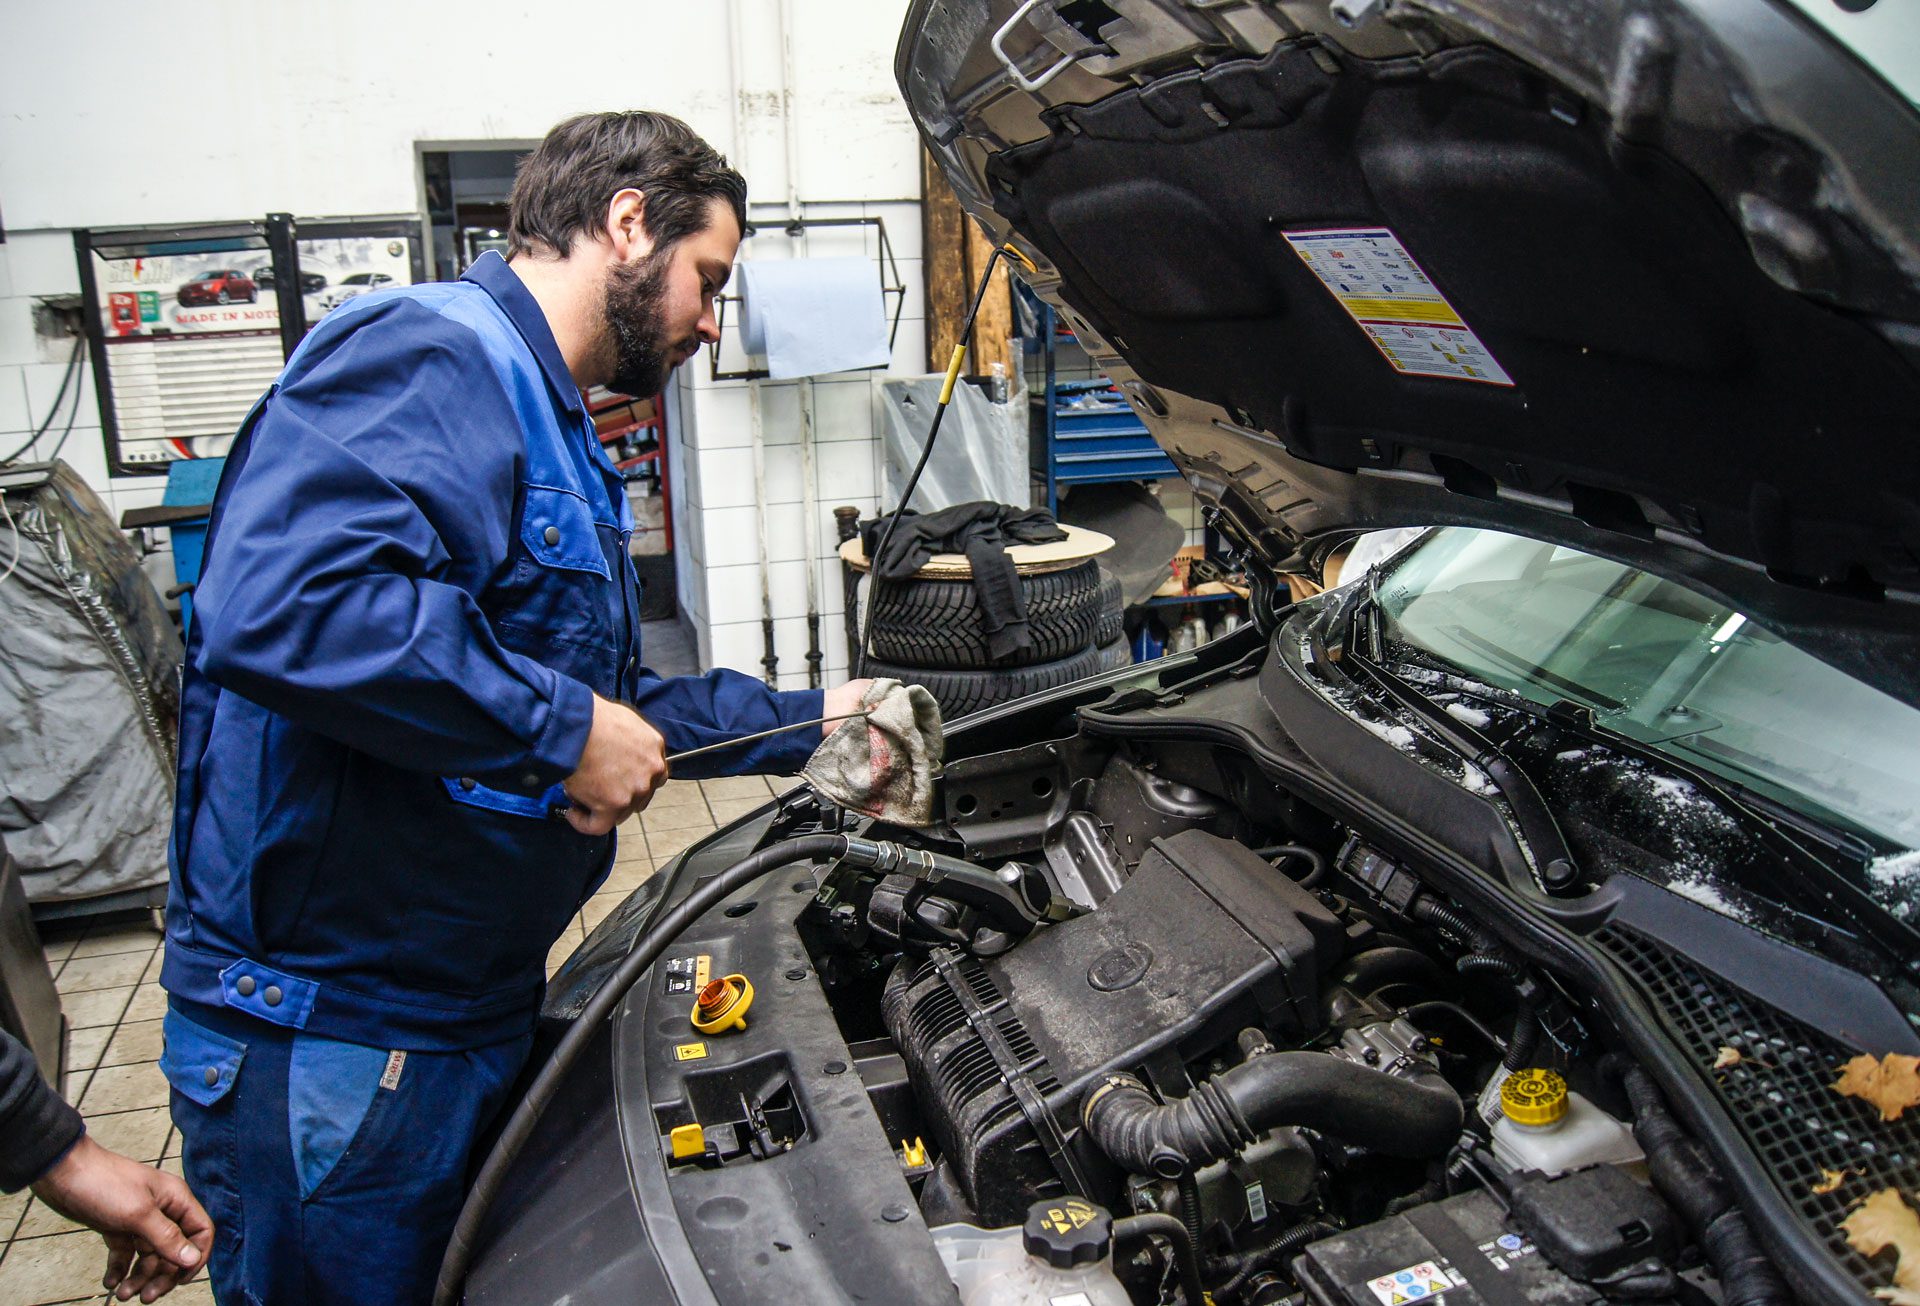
left=1, top=772, right=783, bottom=1304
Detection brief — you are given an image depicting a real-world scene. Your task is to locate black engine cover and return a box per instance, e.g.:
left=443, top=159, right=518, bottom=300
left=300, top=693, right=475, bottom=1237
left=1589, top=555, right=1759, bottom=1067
left=882, top=829, right=1344, bottom=1224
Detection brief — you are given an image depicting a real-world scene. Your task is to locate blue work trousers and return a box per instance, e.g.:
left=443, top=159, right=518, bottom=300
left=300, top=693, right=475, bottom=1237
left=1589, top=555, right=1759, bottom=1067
left=161, top=1000, right=533, bottom=1305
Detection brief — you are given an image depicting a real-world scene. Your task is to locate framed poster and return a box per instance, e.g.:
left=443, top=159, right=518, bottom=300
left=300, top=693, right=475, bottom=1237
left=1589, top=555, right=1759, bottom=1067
left=76, top=215, right=426, bottom=475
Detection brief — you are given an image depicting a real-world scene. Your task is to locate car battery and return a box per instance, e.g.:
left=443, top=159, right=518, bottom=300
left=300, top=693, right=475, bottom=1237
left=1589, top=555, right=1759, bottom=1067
left=1294, top=1188, right=1600, bottom=1306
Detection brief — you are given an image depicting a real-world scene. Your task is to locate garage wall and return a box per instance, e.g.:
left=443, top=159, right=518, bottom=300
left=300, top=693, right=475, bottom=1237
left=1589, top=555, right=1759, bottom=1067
left=0, top=0, right=922, bottom=690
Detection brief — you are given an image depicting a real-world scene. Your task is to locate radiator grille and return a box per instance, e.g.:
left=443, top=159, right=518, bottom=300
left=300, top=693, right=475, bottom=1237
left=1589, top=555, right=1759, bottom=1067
left=1596, top=926, right=1919, bottom=1292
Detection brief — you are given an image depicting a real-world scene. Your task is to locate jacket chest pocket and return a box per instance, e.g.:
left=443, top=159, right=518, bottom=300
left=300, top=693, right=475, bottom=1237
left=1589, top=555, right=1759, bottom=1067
left=493, top=484, right=625, bottom=686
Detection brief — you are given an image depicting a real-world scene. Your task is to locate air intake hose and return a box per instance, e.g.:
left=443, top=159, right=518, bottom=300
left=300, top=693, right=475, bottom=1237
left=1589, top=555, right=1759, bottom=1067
left=1618, top=1064, right=1792, bottom=1306
left=1083, top=1052, right=1463, bottom=1179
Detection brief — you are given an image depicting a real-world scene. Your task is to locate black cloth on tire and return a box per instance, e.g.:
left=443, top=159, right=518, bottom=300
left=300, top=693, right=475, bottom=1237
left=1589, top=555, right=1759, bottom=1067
left=863, top=642, right=1105, bottom=719
left=862, top=503, right=1067, bottom=661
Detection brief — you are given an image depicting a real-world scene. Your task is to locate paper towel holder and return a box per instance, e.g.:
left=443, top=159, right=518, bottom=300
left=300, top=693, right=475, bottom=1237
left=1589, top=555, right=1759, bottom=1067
left=706, top=214, right=907, bottom=382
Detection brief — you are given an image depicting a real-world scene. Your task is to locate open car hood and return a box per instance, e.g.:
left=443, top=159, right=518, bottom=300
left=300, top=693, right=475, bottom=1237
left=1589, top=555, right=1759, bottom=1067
left=897, top=0, right=1920, bottom=706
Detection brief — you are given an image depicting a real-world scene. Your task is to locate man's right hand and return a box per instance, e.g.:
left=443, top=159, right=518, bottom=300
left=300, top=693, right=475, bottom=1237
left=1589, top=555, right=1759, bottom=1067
left=562, top=695, right=669, bottom=835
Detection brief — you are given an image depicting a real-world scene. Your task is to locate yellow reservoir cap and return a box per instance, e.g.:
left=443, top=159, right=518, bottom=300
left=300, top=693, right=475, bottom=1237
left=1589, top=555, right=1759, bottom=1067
left=1501, top=1068, right=1569, bottom=1126
left=691, top=973, right=755, bottom=1035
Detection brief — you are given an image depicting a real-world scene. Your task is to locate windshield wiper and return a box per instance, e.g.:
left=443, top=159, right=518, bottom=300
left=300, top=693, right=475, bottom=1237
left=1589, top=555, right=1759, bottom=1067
left=1339, top=586, right=1581, bottom=894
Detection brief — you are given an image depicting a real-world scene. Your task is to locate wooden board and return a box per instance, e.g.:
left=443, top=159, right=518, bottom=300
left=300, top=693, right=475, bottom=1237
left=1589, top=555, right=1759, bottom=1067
left=840, top=524, right=1114, bottom=578
left=922, top=147, right=1015, bottom=378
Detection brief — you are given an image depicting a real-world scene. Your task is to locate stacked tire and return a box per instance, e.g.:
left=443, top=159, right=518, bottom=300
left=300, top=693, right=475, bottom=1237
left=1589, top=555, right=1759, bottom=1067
left=862, top=560, right=1130, bottom=719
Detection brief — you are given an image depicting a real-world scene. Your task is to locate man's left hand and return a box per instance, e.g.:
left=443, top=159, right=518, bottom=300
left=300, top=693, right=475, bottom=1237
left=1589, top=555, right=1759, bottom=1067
left=822, top=679, right=876, bottom=735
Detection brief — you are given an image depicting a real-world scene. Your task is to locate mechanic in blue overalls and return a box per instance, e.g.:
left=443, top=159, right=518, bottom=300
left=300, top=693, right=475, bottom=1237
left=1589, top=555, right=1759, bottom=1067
left=158, top=111, right=872, bottom=1303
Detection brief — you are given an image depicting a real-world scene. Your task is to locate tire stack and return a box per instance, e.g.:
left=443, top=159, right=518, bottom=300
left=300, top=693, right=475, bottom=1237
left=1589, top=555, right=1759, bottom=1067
left=862, top=560, right=1129, bottom=719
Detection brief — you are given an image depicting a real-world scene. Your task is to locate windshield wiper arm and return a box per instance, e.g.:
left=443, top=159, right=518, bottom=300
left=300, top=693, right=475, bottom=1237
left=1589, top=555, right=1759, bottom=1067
left=1340, top=600, right=1580, bottom=894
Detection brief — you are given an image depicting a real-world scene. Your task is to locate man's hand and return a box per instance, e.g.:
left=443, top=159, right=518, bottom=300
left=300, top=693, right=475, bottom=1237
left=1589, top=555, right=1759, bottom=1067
left=563, top=694, right=669, bottom=835
left=31, top=1135, right=214, bottom=1303
left=822, top=679, right=876, bottom=735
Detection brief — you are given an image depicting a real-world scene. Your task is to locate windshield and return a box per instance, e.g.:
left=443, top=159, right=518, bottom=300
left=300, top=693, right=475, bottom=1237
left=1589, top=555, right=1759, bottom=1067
left=1375, top=528, right=1920, bottom=851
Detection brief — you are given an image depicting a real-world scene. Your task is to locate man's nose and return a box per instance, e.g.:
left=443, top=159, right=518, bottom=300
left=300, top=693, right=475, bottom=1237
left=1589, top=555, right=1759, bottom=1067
left=696, top=302, right=721, bottom=345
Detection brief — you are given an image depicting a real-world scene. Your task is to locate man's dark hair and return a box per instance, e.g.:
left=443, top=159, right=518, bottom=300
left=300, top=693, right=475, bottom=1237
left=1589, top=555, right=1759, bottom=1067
left=507, top=111, right=747, bottom=259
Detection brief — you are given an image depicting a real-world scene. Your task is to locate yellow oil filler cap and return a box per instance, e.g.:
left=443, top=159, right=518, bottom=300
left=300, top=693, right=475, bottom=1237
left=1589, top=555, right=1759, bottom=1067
left=1500, top=1068, right=1569, bottom=1126
left=691, top=974, right=755, bottom=1035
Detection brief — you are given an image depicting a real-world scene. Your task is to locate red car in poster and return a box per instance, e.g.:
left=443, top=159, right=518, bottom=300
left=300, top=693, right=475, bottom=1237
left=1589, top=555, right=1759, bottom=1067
left=176, top=269, right=258, bottom=306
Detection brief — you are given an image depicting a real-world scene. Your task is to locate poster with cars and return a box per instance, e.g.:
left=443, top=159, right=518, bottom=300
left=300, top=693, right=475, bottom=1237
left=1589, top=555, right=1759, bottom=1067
left=80, top=217, right=423, bottom=473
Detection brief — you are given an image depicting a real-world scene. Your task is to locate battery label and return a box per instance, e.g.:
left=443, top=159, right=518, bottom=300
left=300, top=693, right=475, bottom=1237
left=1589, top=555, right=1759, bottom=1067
left=1284, top=228, right=1513, bottom=387
left=1364, top=1259, right=1458, bottom=1304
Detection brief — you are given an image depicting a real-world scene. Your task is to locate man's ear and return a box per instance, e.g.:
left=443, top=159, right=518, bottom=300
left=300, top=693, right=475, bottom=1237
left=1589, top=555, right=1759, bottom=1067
left=605, top=188, right=654, bottom=261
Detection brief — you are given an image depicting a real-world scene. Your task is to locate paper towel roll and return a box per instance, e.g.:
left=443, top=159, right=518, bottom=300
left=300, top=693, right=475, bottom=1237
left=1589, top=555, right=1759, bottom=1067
left=738, top=257, right=890, bottom=379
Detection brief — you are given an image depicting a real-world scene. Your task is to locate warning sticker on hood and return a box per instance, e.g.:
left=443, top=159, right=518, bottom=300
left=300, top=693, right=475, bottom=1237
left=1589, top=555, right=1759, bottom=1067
left=1284, top=228, right=1513, bottom=387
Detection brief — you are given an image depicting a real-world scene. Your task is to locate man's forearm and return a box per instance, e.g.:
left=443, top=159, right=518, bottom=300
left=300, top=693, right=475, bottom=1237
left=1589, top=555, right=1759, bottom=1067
left=0, top=1030, right=84, bottom=1192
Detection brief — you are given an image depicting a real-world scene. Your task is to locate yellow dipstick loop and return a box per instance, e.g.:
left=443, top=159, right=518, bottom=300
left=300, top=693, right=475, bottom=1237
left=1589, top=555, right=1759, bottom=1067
left=1000, top=242, right=1038, bottom=274
left=937, top=342, right=968, bottom=405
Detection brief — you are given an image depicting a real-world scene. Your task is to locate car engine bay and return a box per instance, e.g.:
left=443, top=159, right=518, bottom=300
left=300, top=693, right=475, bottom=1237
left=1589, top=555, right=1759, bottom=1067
left=492, top=606, right=1920, bottom=1306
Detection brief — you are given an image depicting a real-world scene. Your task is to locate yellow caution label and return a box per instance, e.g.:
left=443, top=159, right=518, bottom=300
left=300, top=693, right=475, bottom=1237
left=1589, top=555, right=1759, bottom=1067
left=674, top=1041, right=709, bottom=1061
left=1040, top=1198, right=1099, bottom=1235
left=694, top=954, right=711, bottom=990
left=669, top=1123, right=706, bottom=1159
left=1284, top=228, right=1512, bottom=387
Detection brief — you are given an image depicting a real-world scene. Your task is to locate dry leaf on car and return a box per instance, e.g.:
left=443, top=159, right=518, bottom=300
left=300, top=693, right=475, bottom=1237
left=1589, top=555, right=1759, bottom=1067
left=1873, top=1290, right=1920, bottom=1305
left=1835, top=1054, right=1920, bottom=1123
left=1714, top=1046, right=1743, bottom=1070
left=1842, top=1188, right=1920, bottom=1297
left=1812, top=1168, right=1850, bottom=1195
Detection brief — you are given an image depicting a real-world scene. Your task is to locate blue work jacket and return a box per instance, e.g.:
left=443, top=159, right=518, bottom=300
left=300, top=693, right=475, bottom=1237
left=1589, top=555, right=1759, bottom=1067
left=161, top=252, right=823, bottom=1051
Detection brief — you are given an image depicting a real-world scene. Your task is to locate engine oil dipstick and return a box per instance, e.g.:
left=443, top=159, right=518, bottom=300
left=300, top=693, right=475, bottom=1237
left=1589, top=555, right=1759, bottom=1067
left=691, top=973, right=756, bottom=1034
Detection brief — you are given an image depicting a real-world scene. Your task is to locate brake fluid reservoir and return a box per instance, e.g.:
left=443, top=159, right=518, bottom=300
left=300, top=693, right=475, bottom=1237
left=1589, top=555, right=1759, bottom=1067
left=931, top=1199, right=1132, bottom=1306
left=1490, top=1068, right=1645, bottom=1176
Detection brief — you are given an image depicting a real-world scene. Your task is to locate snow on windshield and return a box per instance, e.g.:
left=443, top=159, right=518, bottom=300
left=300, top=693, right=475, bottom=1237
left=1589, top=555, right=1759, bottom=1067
left=1866, top=850, right=1920, bottom=923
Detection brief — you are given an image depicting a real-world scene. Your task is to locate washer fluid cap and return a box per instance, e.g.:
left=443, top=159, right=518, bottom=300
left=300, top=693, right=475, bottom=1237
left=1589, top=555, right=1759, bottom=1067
left=1501, top=1067, right=1569, bottom=1126
left=1023, top=1197, right=1111, bottom=1269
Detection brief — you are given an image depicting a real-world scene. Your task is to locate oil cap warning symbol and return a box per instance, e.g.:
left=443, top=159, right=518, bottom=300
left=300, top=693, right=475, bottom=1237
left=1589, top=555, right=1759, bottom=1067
left=1365, top=1259, right=1457, bottom=1304
left=1022, top=1197, right=1112, bottom=1269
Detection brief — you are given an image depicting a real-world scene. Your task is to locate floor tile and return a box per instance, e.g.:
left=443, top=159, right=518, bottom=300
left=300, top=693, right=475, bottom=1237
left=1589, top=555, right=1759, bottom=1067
left=139, top=949, right=165, bottom=984
left=68, top=924, right=163, bottom=960
left=0, top=1187, right=29, bottom=1241
left=640, top=802, right=715, bottom=832
left=165, top=1278, right=215, bottom=1304
left=99, top=1020, right=164, bottom=1070
left=39, top=936, right=78, bottom=968
left=79, top=1062, right=170, bottom=1116
left=644, top=827, right=707, bottom=861
left=0, top=1228, right=114, bottom=1304
left=63, top=1026, right=111, bottom=1074
left=60, top=987, right=133, bottom=1031
left=85, top=1107, right=171, bottom=1165
left=580, top=893, right=625, bottom=931
left=700, top=774, right=773, bottom=801
left=54, top=951, right=150, bottom=995
left=644, top=781, right=709, bottom=813
left=13, top=1197, right=84, bottom=1241
left=545, top=925, right=585, bottom=979
left=163, top=1127, right=182, bottom=1160
left=708, top=797, right=770, bottom=826
left=122, top=984, right=167, bottom=1023
left=599, top=860, right=654, bottom=896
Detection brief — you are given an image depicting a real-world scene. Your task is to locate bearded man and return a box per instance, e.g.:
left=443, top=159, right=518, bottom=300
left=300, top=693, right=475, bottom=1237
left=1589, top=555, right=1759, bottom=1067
left=160, top=112, right=869, bottom=1303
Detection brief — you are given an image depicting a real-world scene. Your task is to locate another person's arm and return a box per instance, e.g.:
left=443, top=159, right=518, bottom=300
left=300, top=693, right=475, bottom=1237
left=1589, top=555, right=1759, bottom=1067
left=1, top=1030, right=212, bottom=1302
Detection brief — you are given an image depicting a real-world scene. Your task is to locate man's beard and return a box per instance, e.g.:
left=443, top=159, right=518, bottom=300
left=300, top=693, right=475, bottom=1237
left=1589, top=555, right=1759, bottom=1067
left=601, top=248, right=681, bottom=399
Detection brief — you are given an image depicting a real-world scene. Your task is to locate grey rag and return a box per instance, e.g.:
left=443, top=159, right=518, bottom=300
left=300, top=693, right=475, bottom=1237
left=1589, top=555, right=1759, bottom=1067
left=803, top=679, right=944, bottom=826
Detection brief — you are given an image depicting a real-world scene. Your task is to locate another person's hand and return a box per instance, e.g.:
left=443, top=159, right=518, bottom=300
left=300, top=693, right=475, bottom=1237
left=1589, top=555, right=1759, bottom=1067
left=31, top=1135, right=214, bottom=1303
left=822, top=678, right=876, bottom=735
left=564, top=694, right=669, bottom=834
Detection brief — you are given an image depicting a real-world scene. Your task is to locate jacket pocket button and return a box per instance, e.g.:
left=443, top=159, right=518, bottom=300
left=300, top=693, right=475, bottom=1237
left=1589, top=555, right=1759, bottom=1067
left=544, top=525, right=561, bottom=546
left=263, top=985, right=284, bottom=1007
left=203, top=1067, right=219, bottom=1087
left=236, top=975, right=256, bottom=997
left=521, top=771, right=540, bottom=788
left=459, top=777, right=477, bottom=791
